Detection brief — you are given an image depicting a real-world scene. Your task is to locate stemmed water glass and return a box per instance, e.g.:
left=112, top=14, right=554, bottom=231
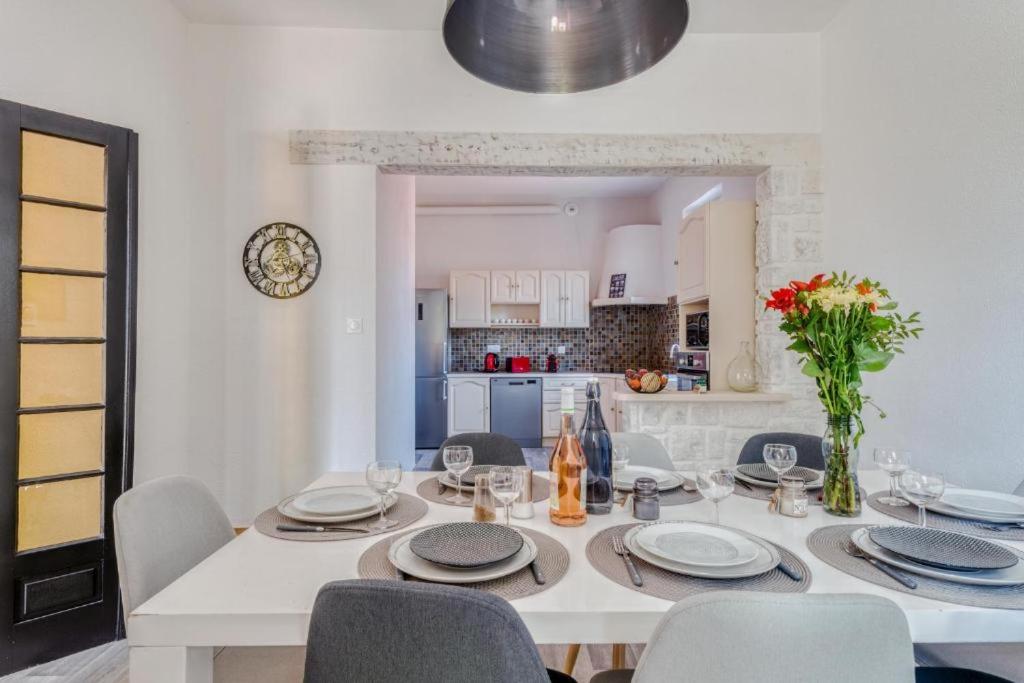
left=365, top=460, right=402, bottom=530
left=899, top=470, right=945, bottom=527
left=489, top=466, right=525, bottom=526
left=763, top=443, right=798, bottom=480
left=612, top=444, right=630, bottom=503
left=874, top=448, right=911, bottom=507
left=442, top=445, right=474, bottom=504
left=696, top=468, right=735, bottom=525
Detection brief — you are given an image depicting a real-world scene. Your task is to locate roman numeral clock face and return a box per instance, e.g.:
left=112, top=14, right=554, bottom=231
left=242, top=223, right=321, bottom=299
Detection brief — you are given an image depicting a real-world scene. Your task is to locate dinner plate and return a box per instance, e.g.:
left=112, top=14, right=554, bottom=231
left=736, top=463, right=821, bottom=484
left=625, top=524, right=780, bottom=579
left=388, top=527, right=538, bottom=584
left=614, top=466, right=683, bottom=492
left=291, top=486, right=379, bottom=515
left=277, top=492, right=396, bottom=523
left=940, top=489, right=1024, bottom=518
left=409, top=523, right=524, bottom=568
left=927, top=499, right=1024, bottom=524
left=733, top=468, right=823, bottom=491
left=440, top=465, right=496, bottom=489
left=868, top=526, right=1018, bottom=571
left=633, top=522, right=761, bottom=568
left=851, top=527, right=1024, bottom=587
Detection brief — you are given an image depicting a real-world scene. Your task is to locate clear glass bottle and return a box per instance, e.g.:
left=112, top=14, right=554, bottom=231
left=549, top=387, right=588, bottom=527
left=578, top=378, right=613, bottom=514
left=726, top=341, right=760, bottom=392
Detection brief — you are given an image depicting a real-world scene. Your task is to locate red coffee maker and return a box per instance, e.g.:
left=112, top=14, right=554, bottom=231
left=484, top=352, right=500, bottom=373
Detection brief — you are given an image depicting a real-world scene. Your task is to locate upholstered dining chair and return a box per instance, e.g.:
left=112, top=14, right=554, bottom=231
left=429, top=432, right=527, bottom=471
left=303, top=580, right=576, bottom=683
left=736, top=431, right=825, bottom=470
left=114, top=475, right=305, bottom=682
left=609, top=433, right=674, bottom=471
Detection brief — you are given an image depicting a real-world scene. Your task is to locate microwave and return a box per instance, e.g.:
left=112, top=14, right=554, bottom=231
left=685, top=312, right=710, bottom=349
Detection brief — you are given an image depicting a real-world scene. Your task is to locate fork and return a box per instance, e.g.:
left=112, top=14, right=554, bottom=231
left=980, top=522, right=1024, bottom=532
left=612, top=536, right=644, bottom=587
left=843, top=539, right=918, bottom=589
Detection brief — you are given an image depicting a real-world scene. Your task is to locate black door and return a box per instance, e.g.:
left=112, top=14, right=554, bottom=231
left=0, top=99, right=137, bottom=675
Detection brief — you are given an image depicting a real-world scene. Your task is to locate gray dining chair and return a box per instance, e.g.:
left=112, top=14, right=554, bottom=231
left=610, top=433, right=675, bottom=471
left=591, top=592, right=916, bottom=683
left=429, top=432, right=527, bottom=471
left=114, top=475, right=305, bottom=682
left=303, top=579, right=576, bottom=683
left=736, top=432, right=825, bottom=470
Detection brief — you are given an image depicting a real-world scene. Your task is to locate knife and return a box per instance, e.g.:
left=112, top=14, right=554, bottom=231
left=276, top=524, right=369, bottom=533
left=529, top=560, right=546, bottom=585
left=776, top=560, right=803, bottom=582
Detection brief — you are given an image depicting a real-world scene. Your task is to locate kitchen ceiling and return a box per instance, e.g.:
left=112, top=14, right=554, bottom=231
left=170, top=0, right=850, bottom=33
left=416, top=175, right=668, bottom=204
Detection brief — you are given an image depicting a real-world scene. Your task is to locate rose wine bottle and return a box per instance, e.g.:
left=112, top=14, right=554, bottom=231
left=549, top=387, right=587, bottom=527
left=578, top=378, right=613, bottom=514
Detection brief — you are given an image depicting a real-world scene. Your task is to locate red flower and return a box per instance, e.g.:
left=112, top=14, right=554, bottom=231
left=792, top=273, right=829, bottom=293
left=856, top=280, right=872, bottom=295
left=765, top=287, right=797, bottom=314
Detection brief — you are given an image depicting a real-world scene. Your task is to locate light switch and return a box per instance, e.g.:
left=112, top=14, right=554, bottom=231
left=557, top=345, right=566, bottom=354
left=346, top=318, right=363, bottom=334
left=487, top=344, right=501, bottom=353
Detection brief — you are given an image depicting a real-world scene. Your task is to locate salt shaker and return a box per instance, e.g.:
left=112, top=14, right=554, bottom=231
left=472, top=474, right=496, bottom=522
left=511, top=465, right=534, bottom=519
left=779, top=475, right=809, bottom=517
left=632, top=477, right=660, bottom=521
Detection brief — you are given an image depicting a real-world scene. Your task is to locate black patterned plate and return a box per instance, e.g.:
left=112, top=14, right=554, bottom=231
left=409, top=523, right=524, bottom=568
left=868, top=526, right=1019, bottom=572
left=737, top=463, right=820, bottom=484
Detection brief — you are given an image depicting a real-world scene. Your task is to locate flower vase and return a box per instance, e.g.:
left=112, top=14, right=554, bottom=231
left=821, top=415, right=861, bottom=517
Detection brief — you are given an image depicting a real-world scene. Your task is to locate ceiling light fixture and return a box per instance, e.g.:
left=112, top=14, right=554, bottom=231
left=443, top=0, right=689, bottom=94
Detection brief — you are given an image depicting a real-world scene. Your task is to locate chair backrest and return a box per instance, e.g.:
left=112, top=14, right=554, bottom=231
left=303, top=580, right=550, bottom=683
left=429, top=432, right=527, bottom=471
left=632, top=592, right=915, bottom=683
left=736, top=432, right=825, bottom=470
left=113, top=475, right=234, bottom=628
left=610, top=432, right=674, bottom=470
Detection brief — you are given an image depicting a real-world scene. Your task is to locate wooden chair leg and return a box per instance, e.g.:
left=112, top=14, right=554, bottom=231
left=612, top=643, right=626, bottom=669
left=563, top=643, right=581, bottom=674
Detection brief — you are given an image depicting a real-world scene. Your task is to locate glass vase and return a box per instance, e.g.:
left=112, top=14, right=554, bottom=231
left=726, top=341, right=760, bottom=392
left=821, top=415, right=861, bottom=517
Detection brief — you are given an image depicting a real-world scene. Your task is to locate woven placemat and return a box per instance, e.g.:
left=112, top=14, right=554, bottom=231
left=357, top=525, right=569, bottom=601
left=867, top=492, right=1024, bottom=541
left=807, top=525, right=1024, bottom=609
left=733, top=481, right=866, bottom=507
left=416, top=474, right=549, bottom=507
left=254, top=493, right=428, bottom=542
left=586, top=524, right=810, bottom=601
left=617, top=486, right=702, bottom=509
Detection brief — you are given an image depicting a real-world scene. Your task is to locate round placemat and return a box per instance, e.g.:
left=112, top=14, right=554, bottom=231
left=867, top=492, right=1024, bottom=541
left=734, top=482, right=865, bottom=506
left=417, top=474, right=549, bottom=507
left=586, top=524, right=810, bottom=601
left=254, top=492, right=428, bottom=541
left=658, top=486, right=703, bottom=507
left=807, top=525, right=1024, bottom=610
left=357, top=526, right=569, bottom=601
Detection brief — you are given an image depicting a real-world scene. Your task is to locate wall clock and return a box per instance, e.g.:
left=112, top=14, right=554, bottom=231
left=242, top=222, right=321, bottom=299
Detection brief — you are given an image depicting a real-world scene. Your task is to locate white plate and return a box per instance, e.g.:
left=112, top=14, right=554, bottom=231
left=277, top=492, right=396, bottom=524
left=733, top=468, right=823, bottom=491
left=927, top=499, right=1024, bottom=524
left=388, top=527, right=538, bottom=584
left=851, top=527, right=1024, bottom=587
left=940, top=489, right=1024, bottom=518
left=634, top=522, right=761, bottom=568
left=291, top=486, right=379, bottom=515
left=625, top=523, right=780, bottom=579
left=614, top=466, right=683, bottom=492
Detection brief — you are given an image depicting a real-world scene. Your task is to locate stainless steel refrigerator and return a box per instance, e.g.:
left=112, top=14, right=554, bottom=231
left=415, top=289, right=449, bottom=449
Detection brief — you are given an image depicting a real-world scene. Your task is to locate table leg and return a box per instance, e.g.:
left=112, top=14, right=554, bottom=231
left=612, top=643, right=626, bottom=669
left=563, top=643, right=581, bottom=674
left=130, top=646, right=214, bottom=683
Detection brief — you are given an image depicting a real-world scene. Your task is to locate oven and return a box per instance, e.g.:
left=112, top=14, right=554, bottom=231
left=676, top=351, right=710, bottom=391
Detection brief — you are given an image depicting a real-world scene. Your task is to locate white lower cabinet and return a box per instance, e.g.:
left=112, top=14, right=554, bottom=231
left=599, top=377, right=618, bottom=431
left=448, top=378, right=490, bottom=435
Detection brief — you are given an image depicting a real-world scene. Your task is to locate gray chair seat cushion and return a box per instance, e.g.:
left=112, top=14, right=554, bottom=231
left=916, top=644, right=1023, bottom=683
left=590, top=670, right=634, bottom=683
left=429, top=433, right=527, bottom=471
left=736, top=432, right=825, bottom=470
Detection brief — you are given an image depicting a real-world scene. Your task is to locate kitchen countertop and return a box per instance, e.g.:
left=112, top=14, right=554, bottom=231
left=614, top=390, right=791, bottom=403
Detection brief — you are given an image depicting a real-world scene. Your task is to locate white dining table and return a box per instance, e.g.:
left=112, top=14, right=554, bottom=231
left=127, top=470, right=1024, bottom=682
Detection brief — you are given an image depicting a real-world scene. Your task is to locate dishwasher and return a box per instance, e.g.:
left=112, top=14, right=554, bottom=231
left=490, top=377, right=543, bottom=448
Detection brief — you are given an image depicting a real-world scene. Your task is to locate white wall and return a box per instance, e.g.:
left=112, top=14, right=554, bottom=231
left=416, top=197, right=658, bottom=297
left=822, top=1, right=1024, bottom=490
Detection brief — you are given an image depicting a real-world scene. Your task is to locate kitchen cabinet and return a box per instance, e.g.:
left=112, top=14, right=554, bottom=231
left=491, top=270, right=541, bottom=304
left=599, top=377, right=618, bottom=431
left=515, top=270, right=541, bottom=303
left=448, top=377, right=490, bottom=435
left=449, top=270, right=490, bottom=327
left=678, top=207, right=708, bottom=303
left=540, top=270, right=590, bottom=328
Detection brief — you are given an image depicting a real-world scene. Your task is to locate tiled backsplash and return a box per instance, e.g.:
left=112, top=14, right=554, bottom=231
left=449, top=299, right=679, bottom=373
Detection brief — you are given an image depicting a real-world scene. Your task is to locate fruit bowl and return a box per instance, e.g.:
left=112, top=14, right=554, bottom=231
left=625, top=369, right=669, bottom=394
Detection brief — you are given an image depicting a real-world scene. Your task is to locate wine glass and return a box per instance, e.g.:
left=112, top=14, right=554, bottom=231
left=899, top=470, right=945, bottom=527
left=365, top=460, right=402, bottom=530
left=489, top=466, right=525, bottom=526
left=442, top=445, right=473, bottom=504
left=874, top=448, right=911, bottom=507
left=696, top=468, right=735, bottom=525
left=763, top=443, right=798, bottom=480
left=612, top=444, right=630, bottom=503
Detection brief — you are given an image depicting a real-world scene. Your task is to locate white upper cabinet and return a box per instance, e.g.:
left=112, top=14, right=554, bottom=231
left=449, top=270, right=490, bottom=327
left=564, top=271, right=590, bottom=328
left=678, top=206, right=709, bottom=303
left=490, top=270, right=517, bottom=304
left=515, top=270, right=541, bottom=303
left=448, top=377, right=490, bottom=435
left=541, top=270, right=590, bottom=327
left=540, top=270, right=565, bottom=327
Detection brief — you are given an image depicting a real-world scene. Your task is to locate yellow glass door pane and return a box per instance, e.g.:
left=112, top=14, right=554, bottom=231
left=21, top=132, right=106, bottom=207
left=21, top=273, right=104, bottom=338
left=18, top=410, right=104, bottom=480
left=21, top=202, right=106, bottom=272
left=17, top=476, right=103, bottom=553
left=19, top=344, right=104, bottom=408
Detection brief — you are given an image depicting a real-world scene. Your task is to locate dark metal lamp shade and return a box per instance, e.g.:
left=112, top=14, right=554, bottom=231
left=443, top=0, right=690, bottom=94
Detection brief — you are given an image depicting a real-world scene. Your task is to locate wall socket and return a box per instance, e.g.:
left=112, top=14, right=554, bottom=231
left=486, top=344, right=501, bottom=353
left=346, top=318, right=363, bottom=334
left=557, top=345, right=566, bottom=354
